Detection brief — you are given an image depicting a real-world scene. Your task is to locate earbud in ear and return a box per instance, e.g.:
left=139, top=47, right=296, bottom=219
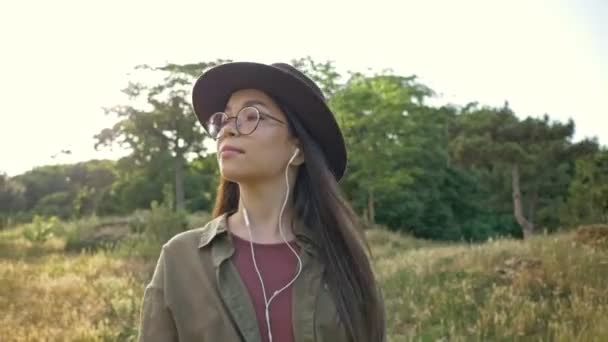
left=288, top=148, right=300, bottom=165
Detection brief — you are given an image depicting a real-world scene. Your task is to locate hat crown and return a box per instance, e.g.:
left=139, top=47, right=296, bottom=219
left=192, top=61, right=346, bottom=180
left=271, top=63, right=325, bottom=100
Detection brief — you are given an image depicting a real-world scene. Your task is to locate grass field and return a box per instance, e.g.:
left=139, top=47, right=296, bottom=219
left=1, top=219, right=607, bottom=341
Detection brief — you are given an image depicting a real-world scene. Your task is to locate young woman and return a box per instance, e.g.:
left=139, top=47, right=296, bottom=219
left=138, top=62, right=386, bottom=342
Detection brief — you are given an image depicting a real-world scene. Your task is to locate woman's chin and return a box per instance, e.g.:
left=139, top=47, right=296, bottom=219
left=219, top=166, right=250, bottom=183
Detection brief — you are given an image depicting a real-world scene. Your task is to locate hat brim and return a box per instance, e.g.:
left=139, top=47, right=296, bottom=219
left=192, top=62, right=347, bottom=180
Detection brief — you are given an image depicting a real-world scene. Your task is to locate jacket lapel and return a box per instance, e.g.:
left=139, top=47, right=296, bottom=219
left=210, top=215, right=262, bottom=342
left=203, top=212, right=324, bottom=342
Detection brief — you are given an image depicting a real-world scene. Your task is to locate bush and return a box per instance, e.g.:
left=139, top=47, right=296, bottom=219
left=64, top=216, right=101, bottom=252
left=64, top=216, right=130, bottom=253
left=22, top=215, right=61, bottom=244
left=112, top=235, right=163, bottom=259
left=33, top=191, right=75, bottom=219
left=142, top=201, right=189, bottom=243
left=64, top=203, right=195, bottom=254
left=0, top=211, right=35, bottom=230
left=127, top=209, right=148, bottom=234
left=112, top=209, right=208, bottom=259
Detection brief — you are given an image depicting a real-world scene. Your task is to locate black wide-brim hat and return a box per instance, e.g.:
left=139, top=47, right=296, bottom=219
left=192, top=62, right=347, bottom=180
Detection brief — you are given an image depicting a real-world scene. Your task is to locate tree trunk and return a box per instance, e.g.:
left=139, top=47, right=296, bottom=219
left=174, top=155, right=185, bottom=211
left=527, top=184, right=538, bottom=229
left=368, top=188, right=375, bottom=225
left=512, top=164, right=534, bottom=239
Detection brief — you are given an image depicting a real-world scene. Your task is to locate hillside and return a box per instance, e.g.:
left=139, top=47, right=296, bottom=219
left=1, top=222, right=607, bottom=341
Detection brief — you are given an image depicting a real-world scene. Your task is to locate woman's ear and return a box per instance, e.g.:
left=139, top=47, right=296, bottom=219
left=290, top=143, right=305, bottom=166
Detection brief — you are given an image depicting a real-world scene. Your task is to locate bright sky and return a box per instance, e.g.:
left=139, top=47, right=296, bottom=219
left=1, top=0, right=606, bottom=176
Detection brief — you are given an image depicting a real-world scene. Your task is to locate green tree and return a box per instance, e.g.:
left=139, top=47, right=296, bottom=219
left=450, top=103, right=597, bottom=238
left=8, top=161, right=117, bottom=219
left=95, top=61, right=226, bottom=210
left=14, top=165, right=72, bottom=211
left=291, top=56, right=342, bottom=98
left=331, top=72, right=434, bottom=223
left=0, top=173, right=26, bottom=227
left=562, top=148, right=608, bottom=225
left=329, top=71, right=497, bottom=240
left=96, top=155, right=171, bottom=215
left=0, top=173, right=26, bottom=212
left=184, top=154, right=220, bottom=212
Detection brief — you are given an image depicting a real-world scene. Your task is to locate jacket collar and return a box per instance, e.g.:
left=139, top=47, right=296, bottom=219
left=202, top=211, right=326, bottom=342
left=198, top=211, right=319, bottom=258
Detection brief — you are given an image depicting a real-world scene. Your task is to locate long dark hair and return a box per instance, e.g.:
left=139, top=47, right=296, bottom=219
left=212, top=101, right=386, bottom=342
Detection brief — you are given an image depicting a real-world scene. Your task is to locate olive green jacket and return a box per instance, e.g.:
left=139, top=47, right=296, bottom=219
left=137, top=213, right=352, bottom=341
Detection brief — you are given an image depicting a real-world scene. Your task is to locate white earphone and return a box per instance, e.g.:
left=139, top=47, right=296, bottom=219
left=241, top=145, right=303, bottom=342
left=288, top=148, right=300, bottom=165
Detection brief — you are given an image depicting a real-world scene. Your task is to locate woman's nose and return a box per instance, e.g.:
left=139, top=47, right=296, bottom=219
left=218, top=119, right=238, bottom=139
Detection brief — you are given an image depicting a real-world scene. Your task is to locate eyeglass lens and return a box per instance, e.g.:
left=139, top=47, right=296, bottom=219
left=208, top=107, right=260, bottom=139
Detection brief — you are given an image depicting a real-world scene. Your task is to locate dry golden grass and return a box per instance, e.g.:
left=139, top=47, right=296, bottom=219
left=0, top=228, right=152, bottom=342
left=574, top=224, right=608, bottom=249
left=1, top=222, right=607, bottom=341
left=370, top=229, right=608, bottom=341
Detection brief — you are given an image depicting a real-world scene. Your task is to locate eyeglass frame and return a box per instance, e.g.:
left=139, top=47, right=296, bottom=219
left=206, top=106, right=286, bottom=140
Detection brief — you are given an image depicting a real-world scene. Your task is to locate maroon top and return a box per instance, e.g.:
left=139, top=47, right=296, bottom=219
left=229, top=231, right=301, bottom=342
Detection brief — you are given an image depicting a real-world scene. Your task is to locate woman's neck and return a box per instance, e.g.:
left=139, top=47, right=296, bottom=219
left=230, top=173, right=297, bottom=243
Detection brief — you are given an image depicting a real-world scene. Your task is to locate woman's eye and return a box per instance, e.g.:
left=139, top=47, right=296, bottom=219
left=240, top=107, right=259, bottom=122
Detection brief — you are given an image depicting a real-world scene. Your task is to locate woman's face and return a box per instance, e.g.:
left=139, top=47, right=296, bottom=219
left=216, top=89, right=301, bottom=183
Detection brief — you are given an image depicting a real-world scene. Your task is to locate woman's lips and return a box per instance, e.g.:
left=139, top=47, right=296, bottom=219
left=220, top=150, right=242, bottom=158
left=219, top=145, right=244, bottom=158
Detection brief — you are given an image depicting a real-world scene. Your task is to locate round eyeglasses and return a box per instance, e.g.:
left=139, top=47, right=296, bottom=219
left=207, top=106, right=286, bottom=140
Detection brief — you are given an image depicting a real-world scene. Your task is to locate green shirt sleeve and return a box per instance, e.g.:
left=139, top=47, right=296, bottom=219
left=138, top=248, right=178, bottom=342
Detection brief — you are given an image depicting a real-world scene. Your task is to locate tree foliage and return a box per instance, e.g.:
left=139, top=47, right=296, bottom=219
left=94, top=60, right=227, bottom=210
left=2, top=58, right=605, bottom=240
